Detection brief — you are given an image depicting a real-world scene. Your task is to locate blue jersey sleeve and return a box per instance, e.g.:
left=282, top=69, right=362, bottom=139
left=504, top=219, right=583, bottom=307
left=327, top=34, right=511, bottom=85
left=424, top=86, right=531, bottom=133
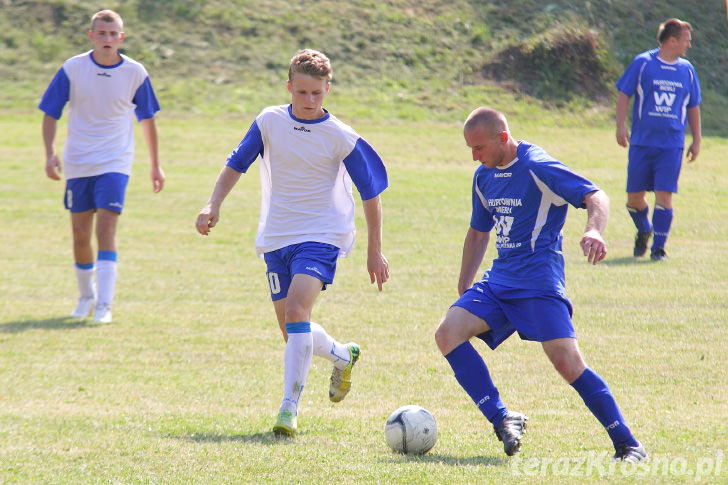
left=132, top=77, right=161, bottom=121
left=687, top=64, right=701, bottom=108
left=616, top=61, right=639, bottom=95
left=226, top=121, right=264, bottom=173
left=615, top=51, right=651, bottom=96
left=38, top=68, right=70, bottom=120
left=531, top=160, right=599, bottom=209
left=470, top=169, right=495, bottom=232
left=342, top=138, right=388, bottom=200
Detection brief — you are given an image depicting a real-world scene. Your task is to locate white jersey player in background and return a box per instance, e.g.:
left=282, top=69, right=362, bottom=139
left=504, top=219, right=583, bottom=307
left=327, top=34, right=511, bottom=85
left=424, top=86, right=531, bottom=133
left=39, top=9, right=164, bottom=324
left=195, top=49, right=389, bottom=437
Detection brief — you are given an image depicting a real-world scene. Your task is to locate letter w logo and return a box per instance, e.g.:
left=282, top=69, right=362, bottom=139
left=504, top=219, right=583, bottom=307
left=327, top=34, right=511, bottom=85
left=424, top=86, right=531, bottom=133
left=654, top=92, right=676, bottom=106
left=494, top=216, right=514, bottom=236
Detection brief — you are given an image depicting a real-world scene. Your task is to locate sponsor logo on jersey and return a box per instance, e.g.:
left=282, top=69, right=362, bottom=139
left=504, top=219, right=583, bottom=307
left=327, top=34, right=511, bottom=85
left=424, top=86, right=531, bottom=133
left=493, top=172, right=512, bottom=178
left=653, top=91, right=676, bottom=114
left=293, top=126, right=311, bottom=133
left=97, top=72, right=111, bottom=77
left=487, top=197, right=522, bottom=207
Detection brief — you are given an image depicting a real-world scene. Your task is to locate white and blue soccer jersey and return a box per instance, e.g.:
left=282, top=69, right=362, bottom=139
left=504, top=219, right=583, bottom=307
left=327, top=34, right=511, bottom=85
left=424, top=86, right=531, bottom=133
left=616, top=48, right=701, bottom=148
left=226, top=104, right=388, bottom=257
left=39, top=50, right=160, bottom=179
left=470, top=142, right=599, bottom=295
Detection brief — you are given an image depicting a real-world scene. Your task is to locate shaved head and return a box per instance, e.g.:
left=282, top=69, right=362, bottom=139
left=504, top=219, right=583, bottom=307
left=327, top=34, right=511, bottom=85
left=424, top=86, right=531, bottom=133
left=464, top=107, right=509, bottom=137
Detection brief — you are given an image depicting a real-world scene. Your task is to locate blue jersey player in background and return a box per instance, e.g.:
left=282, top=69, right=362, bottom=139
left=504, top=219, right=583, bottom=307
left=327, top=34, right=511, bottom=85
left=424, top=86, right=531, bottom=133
left=39, top=9, right=164, bottom=324
left=616, top=18, right=701, bottom=261
left=195, top=49, right=389, bottom=437
left=435, top=107, right=646, bottom=463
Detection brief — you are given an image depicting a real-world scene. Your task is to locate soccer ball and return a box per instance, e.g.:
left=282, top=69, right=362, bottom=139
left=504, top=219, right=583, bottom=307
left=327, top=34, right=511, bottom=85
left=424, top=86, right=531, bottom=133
left=384, top=405, right=438, bottom=455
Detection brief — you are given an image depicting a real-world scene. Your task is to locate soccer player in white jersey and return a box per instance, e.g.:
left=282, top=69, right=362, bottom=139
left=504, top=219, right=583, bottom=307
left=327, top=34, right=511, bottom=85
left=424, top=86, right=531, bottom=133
left=39, top=9, right=164, bottom=324
left=616, top=18, right=701, bottom=261
left=195, top=49, right=389, bottom=436
left=435, top=107, right=646, bottom=462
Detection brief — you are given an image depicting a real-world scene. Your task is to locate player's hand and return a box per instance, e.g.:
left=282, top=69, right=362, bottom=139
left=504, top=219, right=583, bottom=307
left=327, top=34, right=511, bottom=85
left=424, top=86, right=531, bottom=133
left=367, top=252, right=389, bottom=291
left=580, top=230, right=607, bottom=265
left=45, top=153, right=61, bottom=180
left=686, top=141, right=700, bottom=163
left=151, top=166, right=165, bottom=193
left=615, top=126, right=630, bottom=148
left=195, top=204, right=219, bottom=236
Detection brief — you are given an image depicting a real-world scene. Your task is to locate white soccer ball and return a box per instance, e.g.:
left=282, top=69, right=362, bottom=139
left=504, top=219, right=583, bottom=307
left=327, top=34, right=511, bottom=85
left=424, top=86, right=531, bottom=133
left=384, top=405, right=438, bottom=455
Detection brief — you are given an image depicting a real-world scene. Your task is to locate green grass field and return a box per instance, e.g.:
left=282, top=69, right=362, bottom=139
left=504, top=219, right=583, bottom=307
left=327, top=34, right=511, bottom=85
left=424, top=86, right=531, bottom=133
left=1, top=111, right=726, bottom=484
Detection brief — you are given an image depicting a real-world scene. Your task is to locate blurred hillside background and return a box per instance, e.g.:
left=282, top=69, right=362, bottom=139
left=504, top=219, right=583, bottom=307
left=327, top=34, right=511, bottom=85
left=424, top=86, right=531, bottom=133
left=2, top=0, right=726, bottom=133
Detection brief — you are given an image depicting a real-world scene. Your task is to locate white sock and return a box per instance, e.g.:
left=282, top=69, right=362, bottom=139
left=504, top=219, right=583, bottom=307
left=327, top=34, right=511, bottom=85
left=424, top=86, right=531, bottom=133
left=74, top=265, right=96, bottom=299
left=310, top=321, right=352, bottom=370
left=96, top=259, right=117, bottom=307
left=280, top=322, right=313, bottom=415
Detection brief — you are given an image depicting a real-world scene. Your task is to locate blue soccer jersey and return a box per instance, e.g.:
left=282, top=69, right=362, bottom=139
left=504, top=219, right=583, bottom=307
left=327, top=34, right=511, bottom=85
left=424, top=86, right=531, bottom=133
left=616, top=48, right=701, bottom=148
left=470, top=142, right=599, bottom=294
left=226, top=104, right=388, bottom=257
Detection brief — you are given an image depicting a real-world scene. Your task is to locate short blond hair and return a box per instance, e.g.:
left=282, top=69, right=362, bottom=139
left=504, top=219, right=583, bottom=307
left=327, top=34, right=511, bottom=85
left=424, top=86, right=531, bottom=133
left=464, top=106, right=509, bottom=137
left=288, top=49, right=332, bottom=82
left=91, top=9, right=123, bottom=31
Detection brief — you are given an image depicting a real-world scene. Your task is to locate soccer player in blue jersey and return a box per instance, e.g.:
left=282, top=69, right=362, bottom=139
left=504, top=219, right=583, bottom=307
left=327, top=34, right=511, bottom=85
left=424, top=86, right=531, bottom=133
left=39, top=10, right=164, bottom=324
left=195, top=49, right=389, bottom=437
left=616, top=18, right=701, bottom=261
left=435, top=107, right=646, bottom=462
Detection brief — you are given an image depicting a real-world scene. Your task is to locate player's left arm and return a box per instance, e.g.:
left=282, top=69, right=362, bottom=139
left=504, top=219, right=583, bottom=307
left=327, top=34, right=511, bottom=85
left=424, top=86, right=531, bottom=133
left=686, top=105, right=701, bottom=163
left=362, top=195, right=389, bottom=291
left=140, top=117, right=164, bottom=193
left=580, top=189, right=609, bottom=265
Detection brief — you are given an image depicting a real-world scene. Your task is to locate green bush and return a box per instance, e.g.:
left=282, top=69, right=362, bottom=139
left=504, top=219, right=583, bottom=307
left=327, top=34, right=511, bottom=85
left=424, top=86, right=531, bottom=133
left=483, top=27, right=620, bottom=104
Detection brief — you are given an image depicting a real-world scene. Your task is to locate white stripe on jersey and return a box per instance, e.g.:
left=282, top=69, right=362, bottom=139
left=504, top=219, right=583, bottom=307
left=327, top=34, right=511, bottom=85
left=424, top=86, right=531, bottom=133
left=529, top=170, right=567, bottom=252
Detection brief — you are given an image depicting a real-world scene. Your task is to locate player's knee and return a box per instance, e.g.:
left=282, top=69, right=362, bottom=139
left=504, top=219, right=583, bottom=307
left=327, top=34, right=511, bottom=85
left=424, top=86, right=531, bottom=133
left=434, top=318, right=459, bottom=355
left=71, top=224, right=92, bottom=245
left=284, top=302, right=310, bottom=324
left=551, top=355, right=586, bottom=383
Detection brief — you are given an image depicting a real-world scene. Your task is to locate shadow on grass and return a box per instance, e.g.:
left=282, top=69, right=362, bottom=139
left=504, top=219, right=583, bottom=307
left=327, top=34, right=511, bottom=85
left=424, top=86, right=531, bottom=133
left=0, top=316, right=92, bottom=333
left=381, top=453, right=507, bottom=467
left=173, top=432, right=509, bottom=465
left=602, top=256, right=655, bottom=266
left=172, top=431, right=295, bottom=445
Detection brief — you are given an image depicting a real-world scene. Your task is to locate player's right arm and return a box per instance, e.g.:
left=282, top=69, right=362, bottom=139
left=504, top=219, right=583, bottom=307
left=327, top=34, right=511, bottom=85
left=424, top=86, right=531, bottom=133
left=197, top=120, right=263, bottom=235
left=615, top=91, right=631, bottom=148
left=42, top=114, right=62, bottom=180
left=457, top=227, right=490, bottom=296
left=195, top=165, right=242, bottom=236
left=39, top=67, right=70, bottom=181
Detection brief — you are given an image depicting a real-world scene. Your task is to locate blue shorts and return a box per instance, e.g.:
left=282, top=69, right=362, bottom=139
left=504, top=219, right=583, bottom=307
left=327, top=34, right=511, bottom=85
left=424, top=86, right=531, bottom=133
left=627, top=145, right=683, bottom=193
left=452, top=281, right=575, bottom=350
left=64, top=173, right=129, bottom=214
left=263, top=242, right=340, bottom=301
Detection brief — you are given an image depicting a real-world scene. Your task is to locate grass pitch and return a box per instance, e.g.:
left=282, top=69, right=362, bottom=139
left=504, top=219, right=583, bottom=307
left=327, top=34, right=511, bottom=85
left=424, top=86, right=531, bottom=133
left=0, top=112, right=726, bottom=483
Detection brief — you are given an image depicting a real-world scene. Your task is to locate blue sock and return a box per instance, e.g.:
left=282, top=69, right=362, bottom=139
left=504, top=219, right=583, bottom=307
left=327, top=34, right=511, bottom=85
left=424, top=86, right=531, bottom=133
left=627, top=205, right=652, bottom=234
left=571, top=368, right=638, bottom=449
left=651, top=205, right=673, bottom=250
left=445, top=341, right=507, bottom=425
